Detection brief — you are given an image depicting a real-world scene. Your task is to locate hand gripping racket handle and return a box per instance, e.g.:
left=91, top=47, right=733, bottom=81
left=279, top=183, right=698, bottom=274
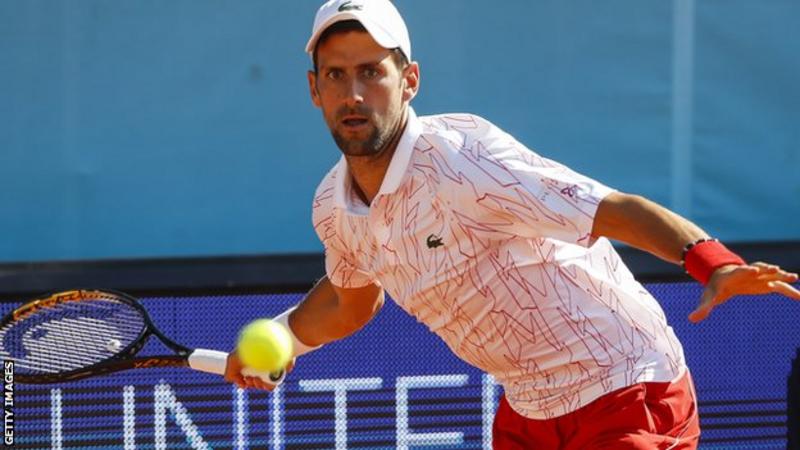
left=187, top=349, right=286, bottom=386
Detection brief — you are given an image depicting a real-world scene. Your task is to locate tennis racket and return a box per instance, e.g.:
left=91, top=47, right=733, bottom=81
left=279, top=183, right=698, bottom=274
left=0, top=289, right=285, bottom=385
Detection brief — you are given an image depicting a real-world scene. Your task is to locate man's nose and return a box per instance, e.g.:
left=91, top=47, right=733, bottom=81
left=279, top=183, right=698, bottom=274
left=343, top=80, right=365, bottom=107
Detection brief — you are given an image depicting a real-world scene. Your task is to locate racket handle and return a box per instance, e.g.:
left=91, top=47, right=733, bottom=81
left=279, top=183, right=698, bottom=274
left=187, top=348, right=285, bottom=386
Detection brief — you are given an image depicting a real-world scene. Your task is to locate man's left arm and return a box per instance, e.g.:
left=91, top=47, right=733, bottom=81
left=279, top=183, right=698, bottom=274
left=591, top=191, right=800, bottom=322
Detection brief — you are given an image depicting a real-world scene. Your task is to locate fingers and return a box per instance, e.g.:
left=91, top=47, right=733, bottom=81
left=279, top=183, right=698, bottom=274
left=225, top=351, right=282, bottom=391
left=226, top=372, right=248, bottom=390
left=285, top=357, right=296, bottom=374
left=226, top=352, right=295, bottom=391
left=688, top=306, right=710, bottom=324
left=224, top=352, right=247, bottom=388
left=751, top=261, right=779, bottom=272
left=757, top=271, right=798, bottom=282
left=769, top=281, right=800, bottom=300
left=245, top=358, right=295, bottom=390
left=691, top=262, right=800, bottom=324
left=234, top=373, right=281, bottom=391
left=224, top=351, right=240, bottom=373
left=716, top=262, right=798, bottom=294
left=241, top=375, right=280, bottom=391
left=689, top=287, right=721, bottom=323
left=751, top=262, right=798, bottom=280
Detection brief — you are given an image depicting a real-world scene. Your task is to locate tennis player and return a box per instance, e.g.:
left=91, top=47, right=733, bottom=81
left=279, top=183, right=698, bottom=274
left=226, top=1, right=800, bottom=447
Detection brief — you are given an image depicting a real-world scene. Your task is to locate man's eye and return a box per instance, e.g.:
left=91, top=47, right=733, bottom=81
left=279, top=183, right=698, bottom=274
left=362, top=68, right=379, bottom=79
left=326, top=70, right=343, bottom=81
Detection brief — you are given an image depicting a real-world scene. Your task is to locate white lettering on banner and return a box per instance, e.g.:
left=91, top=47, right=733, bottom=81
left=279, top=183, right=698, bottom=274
left=124, top=385, right=136, bottom=450
left=396, top=374, right=469, bottom=450
left=154, top=381, right=210, bottom=450
left=271, top=383, right=284, bottom=450
left=42, top=372, right=494, bottom=447
left=234, top=386, right=248, bottom=450
left=300, top=377, right=384, bottom=450
left=50, top=388, right=62, bottom=450
left=482, top=374, right=498, bottom=450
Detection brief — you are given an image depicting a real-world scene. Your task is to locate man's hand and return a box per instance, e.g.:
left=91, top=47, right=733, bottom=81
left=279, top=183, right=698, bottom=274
left=689, top=262, right=800, bottom=323
left=224, top=351, right=295, bottom=390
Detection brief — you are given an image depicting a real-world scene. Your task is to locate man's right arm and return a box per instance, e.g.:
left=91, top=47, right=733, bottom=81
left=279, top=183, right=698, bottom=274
left=225, top=275, right=383, bottom=390
left=290, top=275, right=384, bottom=347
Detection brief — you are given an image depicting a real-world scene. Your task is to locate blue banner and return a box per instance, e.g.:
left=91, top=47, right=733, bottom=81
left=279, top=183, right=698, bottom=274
left=4, top=283, right=798, bottom=448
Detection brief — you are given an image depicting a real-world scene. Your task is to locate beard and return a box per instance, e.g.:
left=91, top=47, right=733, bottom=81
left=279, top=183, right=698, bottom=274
left=329, top=105, right=398, bottom=157
left=331, top=125, right=388, bottom=157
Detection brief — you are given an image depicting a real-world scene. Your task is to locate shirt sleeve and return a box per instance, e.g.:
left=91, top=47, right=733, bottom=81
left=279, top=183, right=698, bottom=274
left=323, top=241, right=379, bottom=289
left=446, top=128, right=615, bottom=247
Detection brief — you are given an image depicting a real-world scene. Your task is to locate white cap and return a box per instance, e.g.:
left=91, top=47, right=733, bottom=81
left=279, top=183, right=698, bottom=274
left=305, top=0, right=411, bottom=61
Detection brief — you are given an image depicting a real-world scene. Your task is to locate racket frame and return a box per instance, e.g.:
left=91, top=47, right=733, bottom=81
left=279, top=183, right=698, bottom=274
left=2, top=289, right=196, bottom=384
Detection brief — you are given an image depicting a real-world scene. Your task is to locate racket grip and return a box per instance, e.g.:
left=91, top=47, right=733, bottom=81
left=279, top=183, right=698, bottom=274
left=187, top=349, right=228, bottom=374
left=187, top=348, right=285, bottom=386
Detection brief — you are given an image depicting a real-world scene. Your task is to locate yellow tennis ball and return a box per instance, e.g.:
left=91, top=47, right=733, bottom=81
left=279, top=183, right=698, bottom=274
left=237, top=319, right=293, bottom=373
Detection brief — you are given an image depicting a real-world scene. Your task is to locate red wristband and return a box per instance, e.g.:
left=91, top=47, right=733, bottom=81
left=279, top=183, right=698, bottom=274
left=681, top=238, right=746, bottom=285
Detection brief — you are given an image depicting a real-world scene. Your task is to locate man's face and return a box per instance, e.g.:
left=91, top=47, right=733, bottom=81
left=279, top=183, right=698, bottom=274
left=308, top=30, right=417, bottom=157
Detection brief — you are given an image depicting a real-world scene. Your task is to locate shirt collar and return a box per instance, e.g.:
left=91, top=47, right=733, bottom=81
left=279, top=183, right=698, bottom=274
left=333, top=107, right=422, bottom=210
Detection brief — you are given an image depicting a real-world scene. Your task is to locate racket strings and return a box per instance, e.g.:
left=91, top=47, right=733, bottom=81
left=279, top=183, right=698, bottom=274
left=4, top=304, right=143, bottom=373
left=0, top=295, right=146, bottom=375
left=17, top=317, right=137, bottom=369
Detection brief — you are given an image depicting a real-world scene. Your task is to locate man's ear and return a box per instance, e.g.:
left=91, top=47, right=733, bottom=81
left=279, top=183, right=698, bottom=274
left=402, top=62, right=420, bottom=103
left=308, top=70, right=322, bottom=108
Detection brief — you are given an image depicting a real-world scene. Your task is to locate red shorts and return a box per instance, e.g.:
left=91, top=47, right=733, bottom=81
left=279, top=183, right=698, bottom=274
left=492, top=371, right=701, bottom=449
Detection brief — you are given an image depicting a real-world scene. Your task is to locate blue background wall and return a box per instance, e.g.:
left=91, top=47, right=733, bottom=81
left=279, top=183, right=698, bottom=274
left=2, top=1, right=798, bottom=262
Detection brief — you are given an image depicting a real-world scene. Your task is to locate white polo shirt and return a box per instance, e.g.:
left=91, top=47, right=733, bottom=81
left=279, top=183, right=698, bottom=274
left=312, top=108, right=686, bottom=419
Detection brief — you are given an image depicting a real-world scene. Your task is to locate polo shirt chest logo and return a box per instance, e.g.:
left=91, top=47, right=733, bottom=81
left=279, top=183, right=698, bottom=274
left=426, top=234, right=444, bottom=249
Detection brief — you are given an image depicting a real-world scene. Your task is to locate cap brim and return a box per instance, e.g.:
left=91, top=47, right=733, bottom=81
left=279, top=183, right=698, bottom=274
left=305, top=12, right=401, bottom=55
